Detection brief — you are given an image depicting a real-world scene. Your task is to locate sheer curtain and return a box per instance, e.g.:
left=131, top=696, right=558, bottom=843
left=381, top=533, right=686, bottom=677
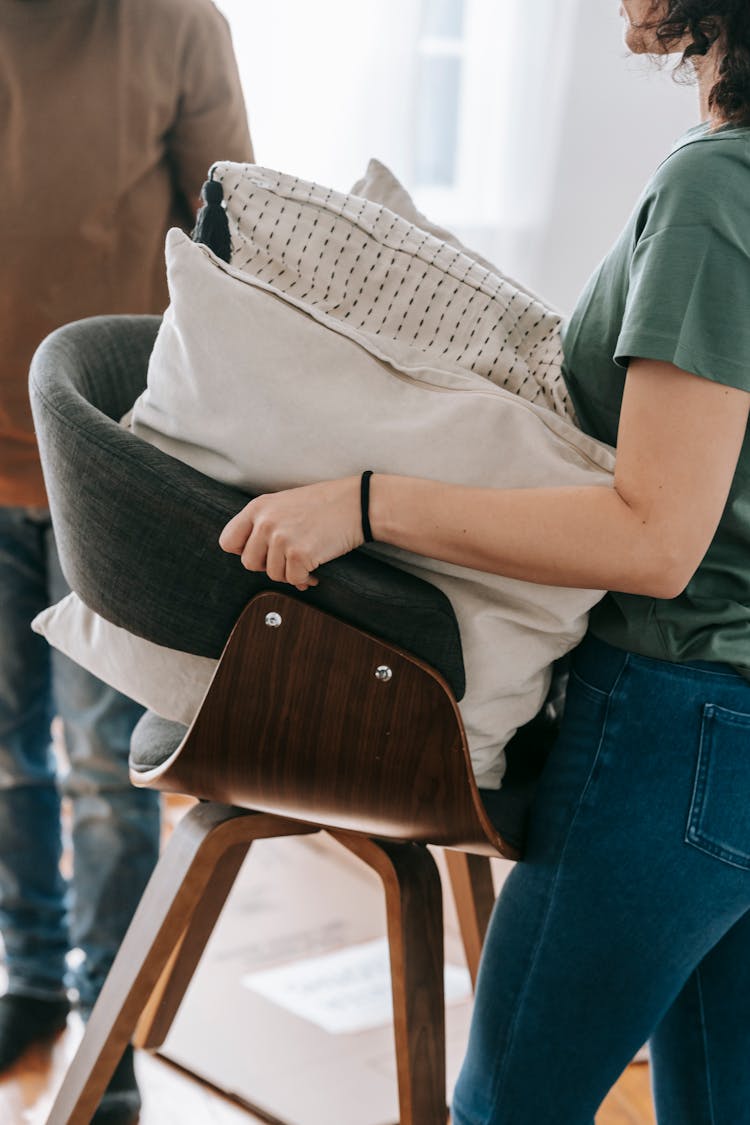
left=440, top=0, right=696, bottom=311
left=213, top=0, right=573, bottom=228
left=213, top=0, right=421, bottom=190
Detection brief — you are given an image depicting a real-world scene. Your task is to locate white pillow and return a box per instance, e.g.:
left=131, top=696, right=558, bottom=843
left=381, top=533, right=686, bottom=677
left=33, top=592, right=215, bottom=725
left=35, top=166, right=615, bottom=789
left=121, top=218, right=614, bottom=788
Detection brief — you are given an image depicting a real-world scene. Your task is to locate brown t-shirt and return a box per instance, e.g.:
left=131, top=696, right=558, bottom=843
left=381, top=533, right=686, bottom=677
left=0, top=0, right=253, bottom=506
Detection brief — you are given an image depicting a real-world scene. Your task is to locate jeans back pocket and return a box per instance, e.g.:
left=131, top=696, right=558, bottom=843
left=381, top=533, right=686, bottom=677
left=686, top=703, right=750, bottom=870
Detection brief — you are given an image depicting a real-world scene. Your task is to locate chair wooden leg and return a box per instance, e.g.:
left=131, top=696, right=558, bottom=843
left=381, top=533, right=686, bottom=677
left=45, top=802, right=315, bottom=1125
left=333, top=832, right=447, bottom=1125
left=444, top=850, right=496, bottom=989
left=133, top=838, right=249, bottom=1050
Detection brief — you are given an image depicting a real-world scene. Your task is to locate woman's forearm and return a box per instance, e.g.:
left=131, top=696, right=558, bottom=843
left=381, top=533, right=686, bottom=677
left=369, top=476, right=684, bottom=598
left=220, top=363, right=748, bottom=595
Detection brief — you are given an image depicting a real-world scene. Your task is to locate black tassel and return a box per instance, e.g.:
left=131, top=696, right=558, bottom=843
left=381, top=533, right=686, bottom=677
left=191, top=178, right=231, bottom=262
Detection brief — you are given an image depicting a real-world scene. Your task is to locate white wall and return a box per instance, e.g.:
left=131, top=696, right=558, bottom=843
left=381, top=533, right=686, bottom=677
left=517, top=0, right=698, bottom=311
left=216, top=0, right=698, bottom=314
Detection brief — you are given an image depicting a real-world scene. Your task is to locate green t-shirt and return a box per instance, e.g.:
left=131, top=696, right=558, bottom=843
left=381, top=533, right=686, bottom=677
left=562, top=123, right=750, bottom=679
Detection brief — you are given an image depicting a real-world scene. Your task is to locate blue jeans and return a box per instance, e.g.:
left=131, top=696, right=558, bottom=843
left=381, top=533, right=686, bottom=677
left=0, top=507, right=160, bottom=1012
left=452, top=632, right=750, bottom=1125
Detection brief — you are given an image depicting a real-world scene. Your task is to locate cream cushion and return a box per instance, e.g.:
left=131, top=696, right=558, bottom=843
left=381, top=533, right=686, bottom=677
left=34, top=592, right=215, bottom=725
left=35, top=165, right=616, bottom=788
left=126, top=221, right=614, bottom=787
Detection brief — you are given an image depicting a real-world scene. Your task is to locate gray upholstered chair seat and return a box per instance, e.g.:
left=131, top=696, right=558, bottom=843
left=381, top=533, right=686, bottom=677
left=130, top=712, right=188, bottom=772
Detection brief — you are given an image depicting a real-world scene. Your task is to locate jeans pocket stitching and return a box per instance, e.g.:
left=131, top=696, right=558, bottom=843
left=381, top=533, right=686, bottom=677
left=568, top=666, right=612, bottom=703
left=685, top=703, right=750, bottom=870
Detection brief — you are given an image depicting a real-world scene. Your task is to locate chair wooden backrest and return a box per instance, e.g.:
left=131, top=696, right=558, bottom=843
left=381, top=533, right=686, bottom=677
left=135, top=591, right=516, bottom=858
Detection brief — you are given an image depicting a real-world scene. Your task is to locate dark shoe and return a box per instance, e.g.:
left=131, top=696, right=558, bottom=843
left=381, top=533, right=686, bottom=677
left=0, top=992, right=70, bottom=1070
left=91, top=1043, right=141, bottom=1125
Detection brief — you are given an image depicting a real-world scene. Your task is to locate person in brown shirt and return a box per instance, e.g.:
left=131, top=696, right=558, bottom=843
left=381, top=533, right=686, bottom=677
left=0, top=2, right=253, bottom=1121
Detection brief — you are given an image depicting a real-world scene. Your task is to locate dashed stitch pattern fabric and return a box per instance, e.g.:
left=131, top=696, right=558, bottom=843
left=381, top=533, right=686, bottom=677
left=212, top=163, right=575, bottom=424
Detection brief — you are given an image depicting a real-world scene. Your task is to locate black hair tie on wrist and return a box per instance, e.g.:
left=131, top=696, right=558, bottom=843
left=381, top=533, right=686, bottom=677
left=360, top=470, right=374, bottom=543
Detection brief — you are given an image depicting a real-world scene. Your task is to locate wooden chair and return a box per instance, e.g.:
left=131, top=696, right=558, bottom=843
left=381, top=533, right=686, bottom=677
left=30, top=316, right=553, bottom=1125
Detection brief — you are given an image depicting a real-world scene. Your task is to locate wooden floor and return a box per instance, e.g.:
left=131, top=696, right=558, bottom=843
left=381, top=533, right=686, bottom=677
left=598, top=1065, right=655, bottom=1125
left=0, top=1014, right=263, bottom=1125
left=0, top=1024, right=655, bottom=1125
left=0, top=794, right=657, bottom=1124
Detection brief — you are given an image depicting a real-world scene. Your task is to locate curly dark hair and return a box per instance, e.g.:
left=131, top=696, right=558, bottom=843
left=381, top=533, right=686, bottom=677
left=651, top=1, right=750, bottom=125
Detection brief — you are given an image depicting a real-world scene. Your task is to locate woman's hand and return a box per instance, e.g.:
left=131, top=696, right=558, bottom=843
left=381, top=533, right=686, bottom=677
left=219, top=476, right=363, bottom=590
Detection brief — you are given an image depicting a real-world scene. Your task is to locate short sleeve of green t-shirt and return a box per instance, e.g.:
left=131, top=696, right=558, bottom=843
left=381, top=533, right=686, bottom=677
left=563, top=129, right=750, bottom=426
left=615, top=222, right=750, bottom=392
left=560, top=126, right=750, bottom=678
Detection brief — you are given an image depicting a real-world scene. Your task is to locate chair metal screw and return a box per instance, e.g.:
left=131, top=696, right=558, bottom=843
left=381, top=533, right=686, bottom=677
left=265, top=612, right=283, bottom=628
left=375, top=665, right=393, bottom=682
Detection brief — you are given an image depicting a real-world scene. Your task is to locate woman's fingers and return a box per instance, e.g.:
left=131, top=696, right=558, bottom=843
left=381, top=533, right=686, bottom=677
left=246, top=527, right=320, bottom=589
left=219, top=502, right=256, bottom=554
left=295, top=576, right=319, bottom=591
left=219, top=478, right=358, bottom=587
left=285, top=546, right=319, bottom=590
left=240, top=526, right=269, bottom=573
left=265, top=534, right=288, bottom=584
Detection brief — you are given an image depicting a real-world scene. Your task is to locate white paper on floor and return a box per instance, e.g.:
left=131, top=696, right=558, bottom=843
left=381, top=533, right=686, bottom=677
left=241, top=936, right=472, bottom=1035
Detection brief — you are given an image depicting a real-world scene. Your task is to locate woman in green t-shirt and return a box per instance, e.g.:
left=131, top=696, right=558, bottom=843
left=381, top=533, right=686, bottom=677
left=220, top=3, right=750, bottom=1121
